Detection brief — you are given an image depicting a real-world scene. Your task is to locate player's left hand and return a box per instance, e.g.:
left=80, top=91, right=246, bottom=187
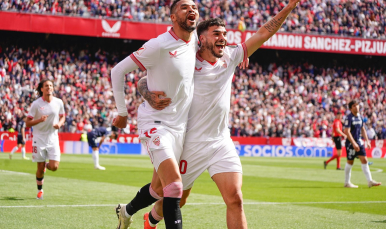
left=238, top=58, right=249, bottom=70
left=113, top=115, right=128, bottom=128
left=53, top=123, right=61, bottom=129
left=365, top=140, right=371, bottom=149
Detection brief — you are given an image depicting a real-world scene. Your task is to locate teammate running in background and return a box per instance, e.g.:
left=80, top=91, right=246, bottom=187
left=26, top=79, right=65, bottom=199
left=139, top=0, right=302, bottom=226
left=111, top=1, right=199, bottom=228
left=343, top=100, right=381, bottom=188
left=86, top=126, right=118, bottom=170
left=9, top=113, right=29, bottom=160
left=324, top=112, right=346, bottom=170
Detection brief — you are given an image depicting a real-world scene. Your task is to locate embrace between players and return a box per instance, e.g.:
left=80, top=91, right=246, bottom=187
left=111, top=0, right=301, bottom=228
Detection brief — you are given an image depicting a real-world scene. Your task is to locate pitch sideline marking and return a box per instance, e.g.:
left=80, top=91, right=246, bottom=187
left=1, top=201, right=386, bottom=208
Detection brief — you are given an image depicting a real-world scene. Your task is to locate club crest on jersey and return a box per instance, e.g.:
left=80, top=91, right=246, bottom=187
left=153, top=136, right=160, bottom=146
left=135, top=47, right=146, bottom=56
left=40, top=107, right=45, bottom=110
left=169, top=51, right=177, bottom=58
left=219, top=59, right=227, bottom=68
left=195, top=67, right=202, bottom=72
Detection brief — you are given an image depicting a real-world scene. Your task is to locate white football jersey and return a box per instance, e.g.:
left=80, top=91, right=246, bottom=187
left=27, top=97, right=65, bottom=146
left=185, top=43, right=247, bottom=142
left=132, top=29, right=198, bottom=131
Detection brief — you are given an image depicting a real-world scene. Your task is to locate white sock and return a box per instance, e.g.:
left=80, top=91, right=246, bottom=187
left=344, top=163, right=353, bottom=184
left=92, top=150, right=99, bottom=167
left=361, top=163, right=372, bottom=182
left=21, top=147, right=26, bottom=158
left=10, top=146, right=18, bottom=155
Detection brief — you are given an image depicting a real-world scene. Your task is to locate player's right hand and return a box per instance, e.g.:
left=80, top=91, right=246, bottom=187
left=113, top=115, right=128, bottom=128
left=148, top=91, right=171, bottom=110
left=40, top=115, right=48, bottom=122
left=353, top=143, right=360, bottom=152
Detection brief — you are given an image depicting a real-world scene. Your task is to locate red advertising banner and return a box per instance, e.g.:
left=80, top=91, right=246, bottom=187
left=1, top=12, right=385, bottom=56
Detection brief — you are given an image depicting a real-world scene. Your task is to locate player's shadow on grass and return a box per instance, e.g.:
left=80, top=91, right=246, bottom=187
left=372, top=220, right=386, bottom=224
left=0, top=197, right=25, bottom=201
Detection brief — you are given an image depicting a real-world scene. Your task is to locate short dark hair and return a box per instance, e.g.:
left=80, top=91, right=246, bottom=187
left=170, top=0, right=182, bottom=14
left=36, top=79, right=54, bottom=97
left=348, top=100, right=358, bottom=109
left=197, top=18, right=226, bottom=38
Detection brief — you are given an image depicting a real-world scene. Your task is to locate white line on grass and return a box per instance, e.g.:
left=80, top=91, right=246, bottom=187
left=371, top=168, right=383, bottom=173
left=0, top=170, right=31, bottom=175
left=2, top=201, right=386, bottom=208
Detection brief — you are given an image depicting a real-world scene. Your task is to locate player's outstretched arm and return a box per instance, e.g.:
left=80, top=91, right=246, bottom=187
left=245, top=0, right=300, bottom=57
left=137, top=77, right=171, bottom=110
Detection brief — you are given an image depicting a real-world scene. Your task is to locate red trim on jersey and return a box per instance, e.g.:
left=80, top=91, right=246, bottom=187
left=196, top=52, right=204, bottom=62
left=196, top=52, right=217, bottom=65
left=41, top=96, right=52, bottom=103
left=27, top=115, right=34, bottom=119
left=241, top=42, right=248, bottom=62
left=59, top=113, right=65, bottom=117
left=168, top=28, right=190, bottom=44
left=130, top=54, right=146, bottom=71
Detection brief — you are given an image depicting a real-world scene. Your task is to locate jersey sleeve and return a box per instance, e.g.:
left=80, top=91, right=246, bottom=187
left=27, top=102, right=37, bottom=119
left=129, top=38, right=160, bottom=71
left=344, top=116, right=351, bottom=129
left=230, top=43, right=248, bottom=65
left=59, top=99, right=65, bottom=117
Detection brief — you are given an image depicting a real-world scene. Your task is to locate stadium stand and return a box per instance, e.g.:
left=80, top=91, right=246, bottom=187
left=1, top=31, right=385, bottom=139
left=0, top=0, right=385, bottom=38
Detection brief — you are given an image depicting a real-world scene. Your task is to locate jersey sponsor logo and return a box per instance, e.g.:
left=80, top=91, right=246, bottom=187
left=169, top=51, right=177, bottom=58
left=101, top=20, right=121, bottom=38
left=195, top=67, right=202, bottom=71
left=153, top=136, right=160, bottom=146
left=135, top=47, right=146, bottom=56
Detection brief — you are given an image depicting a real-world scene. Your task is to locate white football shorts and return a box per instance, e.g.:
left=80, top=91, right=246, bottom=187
left=180, top=138, right=242, bottom=190
left=139, top=124, right=185, bottom=171
left=32, top=143, right=61, bottom=162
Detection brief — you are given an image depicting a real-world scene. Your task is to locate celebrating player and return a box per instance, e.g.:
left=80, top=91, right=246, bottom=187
left=111, top=0, right=199, bottom=228
left=86, top=126, right=118, bottom=170
left=26, top=79, right=65, bottom=199
left=324, top=112, right=347, bottom=170
left=9, top=112, right=29, bottom=160
left=343, top=100, right=381, bottom=188
left=139, top=0, right=302, bottom=227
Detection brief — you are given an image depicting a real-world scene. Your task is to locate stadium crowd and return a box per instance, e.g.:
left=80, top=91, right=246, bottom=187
left=1, top=44, right=386, bottom=139
left=0, top=0, right=385, bottom=38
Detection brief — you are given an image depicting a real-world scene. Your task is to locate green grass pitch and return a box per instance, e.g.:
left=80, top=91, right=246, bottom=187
left=1, top=153, right=385, bottom=228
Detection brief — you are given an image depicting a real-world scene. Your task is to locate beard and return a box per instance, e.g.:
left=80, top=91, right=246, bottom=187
left=176, top=14, right=196, bottom=32
left=202, top=40, right=223, bottom=58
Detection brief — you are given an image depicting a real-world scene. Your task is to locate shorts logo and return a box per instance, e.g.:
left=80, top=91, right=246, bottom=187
left=153, top=136, right=160, bottom=146
left=169, top=51, right=177, bottom=58
left=144, top=128, right=157, bottom=138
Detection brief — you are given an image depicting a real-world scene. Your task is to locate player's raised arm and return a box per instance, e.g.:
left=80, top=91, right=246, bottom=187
left=245, top=0, right=300, bottom=57
left=137, top=77, right=171, bottom=110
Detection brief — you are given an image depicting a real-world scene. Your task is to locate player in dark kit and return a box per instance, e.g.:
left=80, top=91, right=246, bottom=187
left=86, top=127, right=118, bottom=170
left=9, top=113, right=29, bottom=160
left=324, top=112, right=346, bottom=170
left=343, top=100, right=381, bottom=188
